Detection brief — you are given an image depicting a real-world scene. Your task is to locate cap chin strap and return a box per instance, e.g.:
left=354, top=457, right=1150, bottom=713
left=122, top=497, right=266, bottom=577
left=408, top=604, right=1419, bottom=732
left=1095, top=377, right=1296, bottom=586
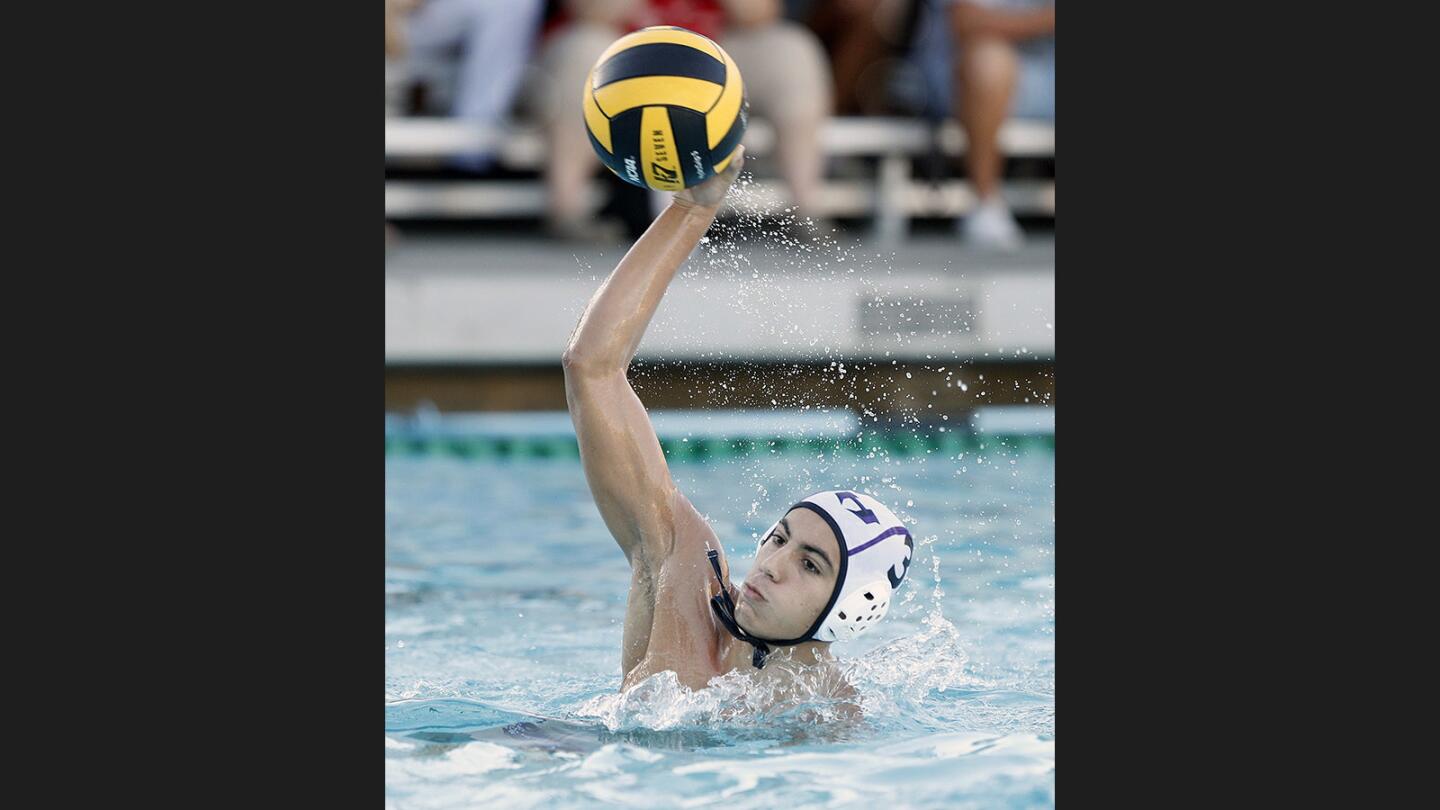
left=707, top=549, right=772, bottom=668
left=706, top=549, right=818, bottom=669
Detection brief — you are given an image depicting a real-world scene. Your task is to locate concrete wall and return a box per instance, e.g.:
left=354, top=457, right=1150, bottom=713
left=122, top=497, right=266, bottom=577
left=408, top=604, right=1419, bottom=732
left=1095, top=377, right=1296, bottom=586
left=386, top=263, right=1053, bottom=365
left=385, top=236, right=1054, bottom=414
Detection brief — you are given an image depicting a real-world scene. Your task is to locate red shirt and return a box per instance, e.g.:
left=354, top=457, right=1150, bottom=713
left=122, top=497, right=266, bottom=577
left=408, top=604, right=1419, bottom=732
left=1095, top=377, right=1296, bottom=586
left=543, top=0, right=727, bottom=42
left=625, top=0, right=725, bottom=40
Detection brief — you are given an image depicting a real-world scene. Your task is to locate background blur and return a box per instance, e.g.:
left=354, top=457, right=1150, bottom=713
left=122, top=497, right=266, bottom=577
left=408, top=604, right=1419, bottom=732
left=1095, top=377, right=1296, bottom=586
left=385, top=0, right=1053, bottom=426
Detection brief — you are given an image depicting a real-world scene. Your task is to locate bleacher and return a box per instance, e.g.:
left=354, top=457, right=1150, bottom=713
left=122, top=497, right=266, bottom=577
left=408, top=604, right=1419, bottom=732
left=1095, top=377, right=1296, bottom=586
left=385, top=116, right=1053, bottom=247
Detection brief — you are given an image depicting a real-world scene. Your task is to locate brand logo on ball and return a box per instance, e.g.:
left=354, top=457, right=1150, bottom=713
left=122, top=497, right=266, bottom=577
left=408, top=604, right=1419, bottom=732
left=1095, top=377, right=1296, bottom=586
left=623, top=157, right=641, bottom=184
left=690, top=151, right=705, bottom=180
left=647, top=127, right=678, bottom=187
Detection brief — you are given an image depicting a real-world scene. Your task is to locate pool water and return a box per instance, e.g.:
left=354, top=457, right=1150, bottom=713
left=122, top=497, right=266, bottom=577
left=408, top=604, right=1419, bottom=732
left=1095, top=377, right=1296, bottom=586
left=386, top=418, right=1054, bottom=808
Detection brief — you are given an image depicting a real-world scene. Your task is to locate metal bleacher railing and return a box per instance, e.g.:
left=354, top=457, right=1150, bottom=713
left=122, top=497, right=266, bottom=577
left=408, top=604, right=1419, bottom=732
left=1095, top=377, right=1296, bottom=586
left=385, top=116, right=1053, bottom=247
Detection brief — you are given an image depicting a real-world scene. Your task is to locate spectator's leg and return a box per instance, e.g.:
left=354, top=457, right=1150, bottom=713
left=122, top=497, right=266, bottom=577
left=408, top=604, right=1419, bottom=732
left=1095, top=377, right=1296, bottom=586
left=452, top=0, right=545, bottom=125
left=403, top=0, right=479, bottom=113
left=723, top=21, right=834, bottom=220
left=386, top=0, right=409, bottom=62
left=810, top=0, right=912, bottom=115
left=535, top=23, right=622, bottom=231
left=953, top=35, right=1017, bottom=204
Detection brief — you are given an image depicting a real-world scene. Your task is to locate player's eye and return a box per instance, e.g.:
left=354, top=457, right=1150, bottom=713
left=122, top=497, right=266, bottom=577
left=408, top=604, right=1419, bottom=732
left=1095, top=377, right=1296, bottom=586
left=804, top=559, right=819, bottom=574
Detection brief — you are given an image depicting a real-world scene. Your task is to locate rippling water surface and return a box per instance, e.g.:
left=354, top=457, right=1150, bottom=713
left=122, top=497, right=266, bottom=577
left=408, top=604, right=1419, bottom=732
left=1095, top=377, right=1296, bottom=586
left=386, top=432, right=1054, bottom=808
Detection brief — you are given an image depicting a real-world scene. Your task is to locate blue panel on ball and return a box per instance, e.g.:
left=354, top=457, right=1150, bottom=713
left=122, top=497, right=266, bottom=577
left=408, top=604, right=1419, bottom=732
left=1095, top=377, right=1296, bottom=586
left=605, top=107, right=646, bottom=187
left=665, top=106, right=712, bottom=187
left=591, top=43, right=727, bottom=89
left=709, top=91, right=749, bottom=165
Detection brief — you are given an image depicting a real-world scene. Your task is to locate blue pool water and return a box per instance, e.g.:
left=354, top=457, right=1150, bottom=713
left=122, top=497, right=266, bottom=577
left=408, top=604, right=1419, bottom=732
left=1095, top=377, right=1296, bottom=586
left=385, top=414, right=1054, bottom=808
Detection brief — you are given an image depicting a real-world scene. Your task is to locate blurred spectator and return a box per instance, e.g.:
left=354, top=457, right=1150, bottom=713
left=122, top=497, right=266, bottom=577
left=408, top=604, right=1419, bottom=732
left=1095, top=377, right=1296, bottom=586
left=807, top=0, right=920, bottom=116
left=525, top=0, right=834, bottom=241
left=385, top=0, right=420, bottom=117
left=913, top=0, right=1053, bottom=249
left=402, top=0, right=548, bottom=170
left=387, top=0, right=425, bottom=250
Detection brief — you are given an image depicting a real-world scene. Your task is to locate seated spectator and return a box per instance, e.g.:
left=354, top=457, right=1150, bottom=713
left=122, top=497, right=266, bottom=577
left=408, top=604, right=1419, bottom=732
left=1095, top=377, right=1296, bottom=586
left=385, top=0, right=411, bottom=117
left=402, top=0, right=548, bottom=170
left=386, top=0, right=427, bottom=249
left=912, top=0, right=1054, bottom=249
left=806, top=0, right=920, bottom=116
left=525, top=0, right=834, bottom=241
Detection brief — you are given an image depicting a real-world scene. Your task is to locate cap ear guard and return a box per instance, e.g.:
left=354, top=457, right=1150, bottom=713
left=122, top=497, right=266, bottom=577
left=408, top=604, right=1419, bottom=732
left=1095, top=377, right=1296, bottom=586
left=815, top=578, right=893, bottom=642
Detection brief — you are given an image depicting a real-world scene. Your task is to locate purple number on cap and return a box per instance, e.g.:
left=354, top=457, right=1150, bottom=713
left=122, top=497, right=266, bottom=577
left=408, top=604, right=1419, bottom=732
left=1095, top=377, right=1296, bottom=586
left=834, top=491, right=879, bottom=525
left=887, top=534, right=915, bottom=589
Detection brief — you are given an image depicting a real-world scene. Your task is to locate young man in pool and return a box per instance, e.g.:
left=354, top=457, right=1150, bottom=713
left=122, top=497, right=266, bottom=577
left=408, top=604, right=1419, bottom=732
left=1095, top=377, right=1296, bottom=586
left=562, top=147, right=916, bottom=703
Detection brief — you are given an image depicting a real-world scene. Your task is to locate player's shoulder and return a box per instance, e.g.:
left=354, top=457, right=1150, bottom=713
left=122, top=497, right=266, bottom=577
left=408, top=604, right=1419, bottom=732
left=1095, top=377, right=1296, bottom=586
left=797, top=656, right=858, bottom=700
left=667, top=489, right=725, bottom=565
left=813, top=662, right=862, bottom=719
left=647, top=489, right=728, bottom=604
left=831, top=672, right=859, bottom=701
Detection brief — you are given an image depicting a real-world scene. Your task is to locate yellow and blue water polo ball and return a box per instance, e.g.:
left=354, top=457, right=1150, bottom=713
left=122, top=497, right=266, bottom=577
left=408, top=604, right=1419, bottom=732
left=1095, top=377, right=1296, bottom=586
left=583, top=26, right=748, bottom=191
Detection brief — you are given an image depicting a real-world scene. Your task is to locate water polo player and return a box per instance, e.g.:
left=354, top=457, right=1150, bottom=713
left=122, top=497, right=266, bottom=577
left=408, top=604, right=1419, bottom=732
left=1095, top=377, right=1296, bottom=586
left=562, top=146, right=915, bottom=702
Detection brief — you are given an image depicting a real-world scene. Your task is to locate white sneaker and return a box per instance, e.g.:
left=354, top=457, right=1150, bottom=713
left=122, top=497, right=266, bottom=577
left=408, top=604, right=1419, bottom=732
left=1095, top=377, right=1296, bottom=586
left=962, top=197, right=1024, bottom=250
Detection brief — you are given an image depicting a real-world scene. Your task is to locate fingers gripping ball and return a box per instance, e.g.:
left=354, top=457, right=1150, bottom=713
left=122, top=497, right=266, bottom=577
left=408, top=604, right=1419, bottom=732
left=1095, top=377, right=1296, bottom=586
left=583, top=26, right=748, bottom=191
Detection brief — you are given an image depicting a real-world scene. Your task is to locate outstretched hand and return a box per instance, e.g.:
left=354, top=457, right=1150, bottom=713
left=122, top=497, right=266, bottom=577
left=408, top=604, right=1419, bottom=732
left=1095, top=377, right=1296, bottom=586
left=673, top=146, right=745, bottom=212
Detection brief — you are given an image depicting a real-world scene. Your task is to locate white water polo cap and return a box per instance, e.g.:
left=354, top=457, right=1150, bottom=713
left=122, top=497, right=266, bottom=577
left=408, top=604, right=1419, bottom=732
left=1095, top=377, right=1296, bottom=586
left=784, top=490, right=916, bottom=643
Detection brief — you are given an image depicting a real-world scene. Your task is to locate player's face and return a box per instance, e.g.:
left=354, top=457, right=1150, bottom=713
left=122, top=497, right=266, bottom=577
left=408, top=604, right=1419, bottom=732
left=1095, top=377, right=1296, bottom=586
left=735, top=508, right=839, bottom=639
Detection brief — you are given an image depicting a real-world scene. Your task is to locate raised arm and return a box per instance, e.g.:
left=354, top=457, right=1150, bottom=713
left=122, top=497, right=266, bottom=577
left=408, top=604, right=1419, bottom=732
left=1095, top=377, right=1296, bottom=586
left=562, top=149, right=745, bottom=568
